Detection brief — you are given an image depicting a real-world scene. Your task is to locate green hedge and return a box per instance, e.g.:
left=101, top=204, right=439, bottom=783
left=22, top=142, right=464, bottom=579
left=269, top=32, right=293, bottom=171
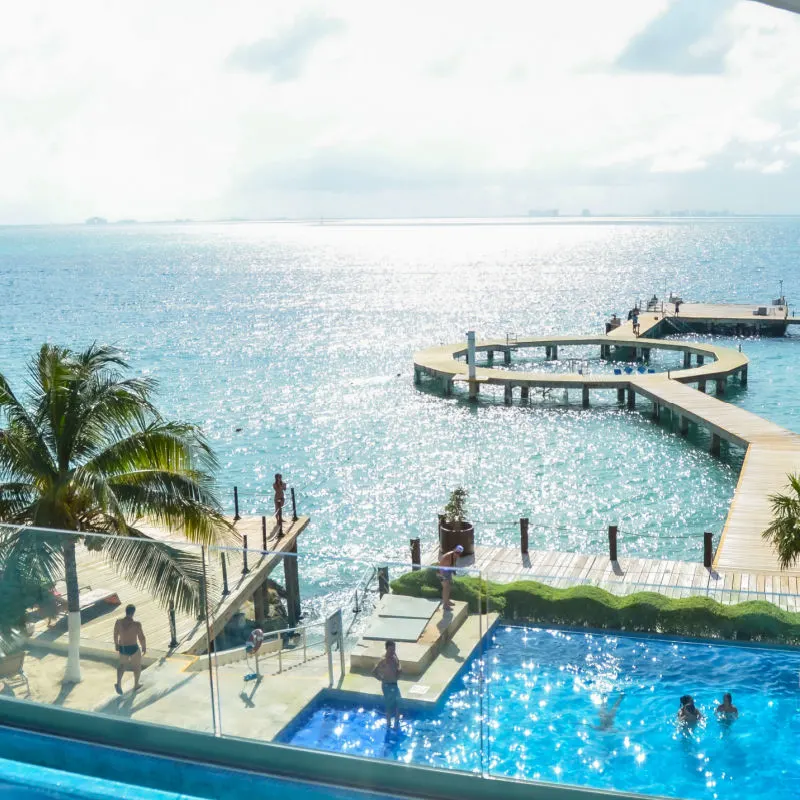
left=390, top=569, right=800, bottom=645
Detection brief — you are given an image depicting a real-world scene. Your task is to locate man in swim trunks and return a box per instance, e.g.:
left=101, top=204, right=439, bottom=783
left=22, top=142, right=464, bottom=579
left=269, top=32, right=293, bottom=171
left=373, top=640, right=401, bottom=729
left=438, top=545, right=463, bottom=611
left=113, top=604, right=146, bottom=694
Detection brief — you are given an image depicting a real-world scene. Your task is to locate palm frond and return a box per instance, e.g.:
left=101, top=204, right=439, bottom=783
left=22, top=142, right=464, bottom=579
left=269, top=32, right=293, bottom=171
left=762, top=473, right=800, bottom=569
left=99, top=530, right=209, bottom=616
left=0, top=525, right=65, bottom=588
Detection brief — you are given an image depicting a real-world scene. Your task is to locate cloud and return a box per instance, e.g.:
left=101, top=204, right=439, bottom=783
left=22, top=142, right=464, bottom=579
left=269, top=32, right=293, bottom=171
left=615, top=0, right=735, bottom=74
left=227, top=12, right=345, bottom=81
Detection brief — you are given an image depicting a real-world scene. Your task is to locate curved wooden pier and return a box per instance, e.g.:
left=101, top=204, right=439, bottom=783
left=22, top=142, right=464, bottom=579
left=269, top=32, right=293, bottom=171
left=414, top=331, right=800, bottom=576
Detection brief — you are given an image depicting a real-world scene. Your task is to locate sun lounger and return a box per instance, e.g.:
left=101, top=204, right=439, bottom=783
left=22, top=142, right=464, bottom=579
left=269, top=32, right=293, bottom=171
left=0, top=650, right=30, bottom=697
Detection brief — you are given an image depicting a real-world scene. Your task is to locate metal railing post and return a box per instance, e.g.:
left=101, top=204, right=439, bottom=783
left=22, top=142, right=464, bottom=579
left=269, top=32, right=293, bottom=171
left=703, top=531, right=713, bottom=569
left=410, top=538, right=421, bottom=571
left=220, top=553, right=230, bottom=596
left=262, top=515, right=267, bottom=550
left=303, top=628, right=307, bottom=663
left=291, top=487, right=298, bottom=521
left=242, top=534, right=249, bottom=574
left=608, top=525, right=618, bottom=562
left=168, top=602, right=178, bottom=648
left=233, top=486, right=241, bottom=521
left=520, top=517, right=529, bottom=555
left=277, top=505, right=283, bottom=538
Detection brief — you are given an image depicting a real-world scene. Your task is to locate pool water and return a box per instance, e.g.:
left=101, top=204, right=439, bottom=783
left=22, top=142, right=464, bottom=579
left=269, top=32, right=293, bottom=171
left=281, top=626, right=800, bottom=800
left=0, top=726, right=404, bottom=800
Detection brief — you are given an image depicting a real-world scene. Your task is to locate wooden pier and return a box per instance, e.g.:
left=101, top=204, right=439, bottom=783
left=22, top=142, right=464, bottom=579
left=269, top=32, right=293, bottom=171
left=429, top=546, right=800, bottom=612
left=414, top=301, right=800, bottom=579
left=30, top=513, right=310, bottom=658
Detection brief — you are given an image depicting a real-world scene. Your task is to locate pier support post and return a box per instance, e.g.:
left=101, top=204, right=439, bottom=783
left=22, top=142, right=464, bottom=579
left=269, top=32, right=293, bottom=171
left=683, top=352, right=691, bottom=368
left=703, top=532, right=713, bottom=569
left=698, top=380, right=706, bottom=393
left=520, top=386, right=530, bottom=402
left=643, top=348, right=650, bottom=362
left=545, top=346, right=551, bottom=360
left=600, top=344, right=608, bottom=359
left=635, top=348, right=642, bottom=361
left=652, top=403, right=660, bottom=421
left=520, top=518, right=529, bottom=555
left=716, top=378, right=726, bottom=397
left=551, top=345, right=558, bottom=360
left=627, top=389, right=636, bottom=409
left=582, top=386, right=589, bottom=408
left=443, top=378, right=453, bottom=396
left=504, top=349, right=511, bottom=366
left=410, top=538, right=421, bottom=571
left=253, top=584, right=265, bottom=624
left=710, top=433, right=721, bottom=457
left=467, top=331, right=478, bottom=402
left=608, top=525, right=618, bottom=562
left=740, top=365, right=748, bottom=386
left=487, top=351, right=494, bottom=366
left=504, top=384, right=513, bottom=405
left=262, top=515, right=268, bottom=550
left=283, top=544, right=302, bottom=627
left=679, top=416, right=689, bottom=436
left=414, top=367, right=421, bottom=385
left=617, top=387, right=625, bottom=404
left=697, top=355, right=705, bottom=366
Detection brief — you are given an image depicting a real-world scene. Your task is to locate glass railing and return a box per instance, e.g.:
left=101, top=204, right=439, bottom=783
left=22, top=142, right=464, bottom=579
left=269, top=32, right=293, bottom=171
left=2, top=522, right=799, bottom=797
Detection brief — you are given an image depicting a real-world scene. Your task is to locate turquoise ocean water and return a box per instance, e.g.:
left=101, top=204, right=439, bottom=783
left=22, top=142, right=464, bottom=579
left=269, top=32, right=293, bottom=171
left=1, top=218, right=799, bottom=592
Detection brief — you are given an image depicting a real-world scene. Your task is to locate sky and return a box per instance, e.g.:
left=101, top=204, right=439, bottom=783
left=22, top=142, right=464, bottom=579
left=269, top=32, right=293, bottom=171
left=1, top=0, right=799, bottom=223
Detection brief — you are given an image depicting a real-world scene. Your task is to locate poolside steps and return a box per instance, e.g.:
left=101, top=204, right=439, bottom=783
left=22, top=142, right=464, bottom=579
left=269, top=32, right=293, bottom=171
left=349, top=600, right=469, bottom=677
left=440, top=546, right=800, bottom=611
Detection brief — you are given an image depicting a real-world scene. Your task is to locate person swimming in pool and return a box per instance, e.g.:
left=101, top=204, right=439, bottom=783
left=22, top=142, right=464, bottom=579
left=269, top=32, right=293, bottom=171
left=678, top=695, right=703, bottom=724
left=595, top=693, right=624, bottom=731
left=716, top=692, right=738, bottom=720
left=113, top=604, right=146, bottom=694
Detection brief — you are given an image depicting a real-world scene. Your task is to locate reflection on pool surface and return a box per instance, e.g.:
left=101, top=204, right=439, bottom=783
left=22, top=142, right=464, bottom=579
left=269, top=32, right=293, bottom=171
left=281, top=626, right=800, bottom=800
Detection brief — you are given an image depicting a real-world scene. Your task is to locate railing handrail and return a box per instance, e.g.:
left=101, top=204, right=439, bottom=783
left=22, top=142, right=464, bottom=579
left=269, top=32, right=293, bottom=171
left=261, top=618, right=327, bottom=640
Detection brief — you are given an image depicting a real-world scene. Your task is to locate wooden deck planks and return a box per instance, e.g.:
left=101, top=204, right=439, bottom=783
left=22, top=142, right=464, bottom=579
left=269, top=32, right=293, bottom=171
left=445, top=547, right=800, bottom=607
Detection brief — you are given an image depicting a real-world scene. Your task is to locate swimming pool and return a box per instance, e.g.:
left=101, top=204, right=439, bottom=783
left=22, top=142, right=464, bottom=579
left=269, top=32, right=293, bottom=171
left=0, top=725, right=406, bottom=800
left=280, top=626, right=800, bottom=800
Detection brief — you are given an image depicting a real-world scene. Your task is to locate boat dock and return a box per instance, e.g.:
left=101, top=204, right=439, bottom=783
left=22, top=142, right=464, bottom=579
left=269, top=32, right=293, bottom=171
left=616, top=300, right=798, bottom=338
left=414, top=299, right=800, bottom=579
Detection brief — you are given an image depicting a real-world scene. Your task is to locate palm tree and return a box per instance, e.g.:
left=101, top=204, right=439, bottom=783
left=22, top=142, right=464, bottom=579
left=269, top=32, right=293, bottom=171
left=0, top=344, right=232, bottom=682
left=762, top=473, right=800, bottom=570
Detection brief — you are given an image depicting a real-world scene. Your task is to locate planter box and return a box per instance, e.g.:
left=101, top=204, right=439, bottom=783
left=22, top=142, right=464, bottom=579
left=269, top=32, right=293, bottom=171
left=439, top=522, right=475, bottom=557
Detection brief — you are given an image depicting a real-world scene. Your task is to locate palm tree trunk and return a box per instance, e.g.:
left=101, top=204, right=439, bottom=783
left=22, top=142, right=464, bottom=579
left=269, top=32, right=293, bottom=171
left=62, top=538, right=82, bottom=683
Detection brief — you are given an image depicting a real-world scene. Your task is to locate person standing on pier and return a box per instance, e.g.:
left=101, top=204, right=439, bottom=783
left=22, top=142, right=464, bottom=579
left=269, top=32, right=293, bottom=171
left=632, top=310, right=640, bottom=337
left=273, top=473, right=287, bottom=515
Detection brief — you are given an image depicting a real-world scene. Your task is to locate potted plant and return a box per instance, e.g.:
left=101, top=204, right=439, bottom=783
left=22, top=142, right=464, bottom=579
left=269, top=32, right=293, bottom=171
left=439, top=487, right=475, bottom=556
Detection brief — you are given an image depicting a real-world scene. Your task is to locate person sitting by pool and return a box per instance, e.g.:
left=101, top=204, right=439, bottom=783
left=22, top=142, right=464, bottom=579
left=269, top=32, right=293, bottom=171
left=678, top=695, right=703, bottom=724
left=373, top=640, right=401, bottom=730
left=595, top=693, right=624, bottom=731
left=716, top=692, right=738, bottom=720
left=438, top=545, right=463, bottom=611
